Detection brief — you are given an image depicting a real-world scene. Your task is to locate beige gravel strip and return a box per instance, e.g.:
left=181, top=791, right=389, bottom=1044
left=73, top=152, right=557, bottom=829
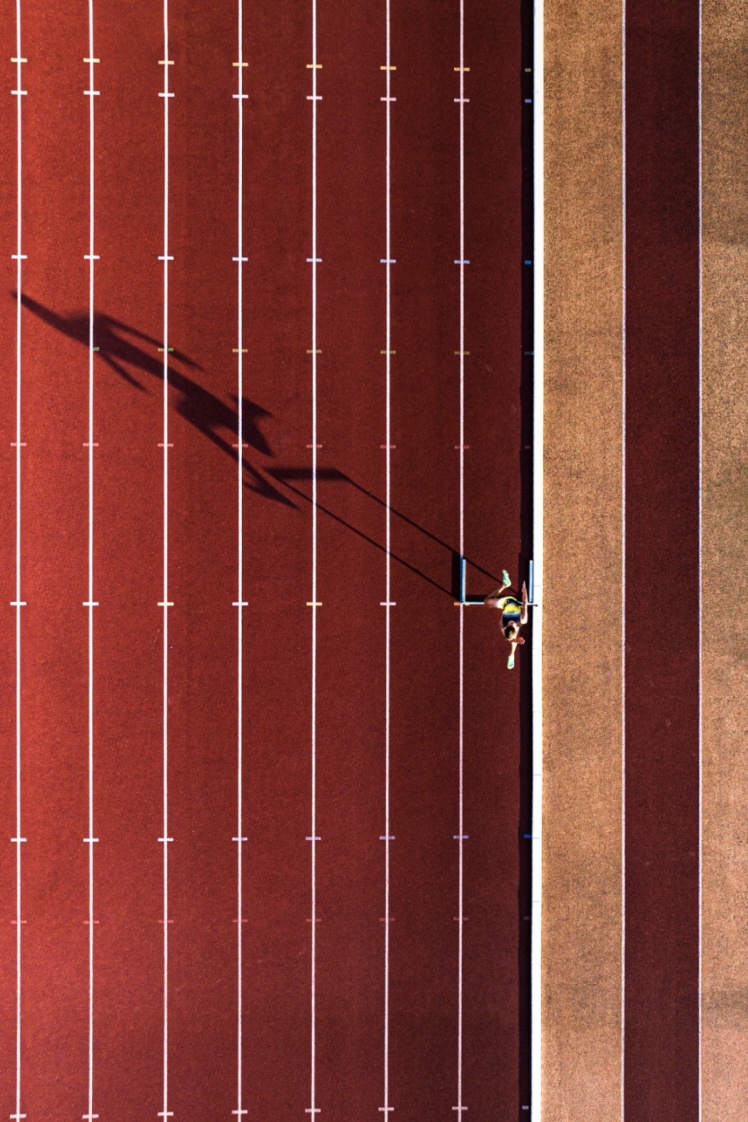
left=702, top=4, right=748, bottom=1119
left=542, top=2, right=624, bottom=1119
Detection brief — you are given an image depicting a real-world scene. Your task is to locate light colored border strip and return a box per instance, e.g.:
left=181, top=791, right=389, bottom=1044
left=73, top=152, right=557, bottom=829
left=700, top=7, right=748, bottom=1115
left=84, top=4, right=98, bottom=1118
left=234, top=0, right=247, bottom=1117
left=11, top=4, right=25, bottom=1119
left=531, top=0, right=543, bottom=1119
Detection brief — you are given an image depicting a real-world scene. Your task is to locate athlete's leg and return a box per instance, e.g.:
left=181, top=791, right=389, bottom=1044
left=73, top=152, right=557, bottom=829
left=485, top=570, right=511, bottom=603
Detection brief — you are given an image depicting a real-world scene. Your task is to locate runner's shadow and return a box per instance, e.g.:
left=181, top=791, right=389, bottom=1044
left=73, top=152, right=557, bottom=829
left=15, top=291, right=296, bottom=508
left=16, top=292, right=498, bottom=597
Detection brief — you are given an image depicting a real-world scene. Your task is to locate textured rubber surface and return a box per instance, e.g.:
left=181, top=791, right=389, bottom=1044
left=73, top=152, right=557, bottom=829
left=625, top=3, right=700, bottom=1117
left=0, top=2, right=529, bottom=1118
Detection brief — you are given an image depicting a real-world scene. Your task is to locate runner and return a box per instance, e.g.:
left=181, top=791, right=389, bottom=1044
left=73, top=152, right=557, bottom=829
left=484, top=570, right=529, bottom=669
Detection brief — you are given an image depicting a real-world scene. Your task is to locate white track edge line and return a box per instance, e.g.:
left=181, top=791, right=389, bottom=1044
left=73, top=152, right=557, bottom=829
left=161, top=1, right=171, bottom=1116
left=457, top=1, right=466, bottom=1115
left=383, top=0, right=392, bottom=1115
left=236, top=0, right=246, bottom=1117
left=86, top=2, right=97, bottom=1118
left=530, top=0, right=544, bottom=1119
left=309, top=2, right=319, bottom=1116
left=13, top=2, right=24, bottom=1119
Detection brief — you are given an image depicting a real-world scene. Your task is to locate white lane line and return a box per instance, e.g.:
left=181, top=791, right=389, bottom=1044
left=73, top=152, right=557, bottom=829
left=382, top=0, right=393, bottom=1117
left=234, top=0, right=247, bottom=1116
left=85, top=3, right=97, bottom=1119
left=530, top=0, right=544, bottom=1118
left=309, top=2, right=319, bottom=1117
left=697, top=2, right=702, bottom=1117
left=12, top=7, right=25, bottom=1121
left=620, top=3, right=626, bottom=1119
left=160, top=2, right=172, bottom=1117
left=456, top=4, right=467, bottom=1116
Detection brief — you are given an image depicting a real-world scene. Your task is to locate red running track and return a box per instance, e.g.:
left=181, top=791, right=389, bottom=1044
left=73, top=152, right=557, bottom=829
left=0, top=2, right=529, bottom=1120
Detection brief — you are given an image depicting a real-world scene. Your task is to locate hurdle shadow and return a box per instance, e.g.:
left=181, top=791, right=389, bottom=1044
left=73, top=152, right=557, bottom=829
left=346, top=477, right=503, bottom=591
left=267, top=468, right=454, bottom=596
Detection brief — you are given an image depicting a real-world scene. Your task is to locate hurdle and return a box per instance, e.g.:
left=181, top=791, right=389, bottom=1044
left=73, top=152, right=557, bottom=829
left=457, top=556, right=485, bottom=605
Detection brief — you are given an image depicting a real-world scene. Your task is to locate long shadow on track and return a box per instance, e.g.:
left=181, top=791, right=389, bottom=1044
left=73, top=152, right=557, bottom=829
left=15, top=292, right=503, bottom=599
left=19, top=288, right=531, bottom=1112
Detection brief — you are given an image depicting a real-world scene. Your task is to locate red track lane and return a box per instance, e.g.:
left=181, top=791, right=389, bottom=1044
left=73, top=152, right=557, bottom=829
left=625, top=2, right=700, bottom=1117
left=1, top=4, right=93, bottom=1118
left=0, top=0, right=19, bottom=1104
left=0, top=2, right=525, bottom=1118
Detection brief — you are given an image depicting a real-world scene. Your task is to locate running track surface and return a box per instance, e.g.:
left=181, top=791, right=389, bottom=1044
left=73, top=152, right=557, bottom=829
left=0, top=3, right=530, bottom=1120
left=626, top=1, right=700, bottom=1116
left=543, top=0, right=707, bottom=1119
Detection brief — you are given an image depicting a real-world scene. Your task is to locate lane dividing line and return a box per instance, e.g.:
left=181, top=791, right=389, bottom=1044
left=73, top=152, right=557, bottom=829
left=160, top=2, right=172, bottom=1116
left=456, top=5, right=467, bottom=1116
left=84, top=3, right=98, bottom=1117
left=234, top=0, right=247, bottom=1117
left=309, top=4, right=320, bottom=1118
left=12, top=10, right=25, bottom=1121
left=382, top=1, right=394, bottom=1117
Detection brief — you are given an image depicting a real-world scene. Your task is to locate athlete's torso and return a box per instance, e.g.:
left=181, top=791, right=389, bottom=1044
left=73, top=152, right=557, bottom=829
left=496, top=595, right=522, bottom=630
